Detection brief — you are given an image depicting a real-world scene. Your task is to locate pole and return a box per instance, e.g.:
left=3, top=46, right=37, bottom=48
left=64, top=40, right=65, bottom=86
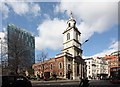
left=82, top=39, right=89, bottom=46
left=81, top=39, right=89, bottom=79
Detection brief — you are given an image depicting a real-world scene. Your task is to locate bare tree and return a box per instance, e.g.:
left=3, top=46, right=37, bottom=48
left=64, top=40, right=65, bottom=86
left=0, top=36, right=9, bottom=75
left=37, top=50, right=48, bottom=77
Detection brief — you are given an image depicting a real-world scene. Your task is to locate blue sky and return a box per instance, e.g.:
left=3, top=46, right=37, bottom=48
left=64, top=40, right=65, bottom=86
left=0, top=0, right=119, bottom=62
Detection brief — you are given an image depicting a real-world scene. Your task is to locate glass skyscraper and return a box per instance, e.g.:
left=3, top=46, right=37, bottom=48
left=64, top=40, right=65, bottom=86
left=3, top=24, right=35, bottom=75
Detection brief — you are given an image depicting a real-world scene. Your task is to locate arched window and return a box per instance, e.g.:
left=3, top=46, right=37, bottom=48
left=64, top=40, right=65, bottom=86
left=59, top=72, right=62, bottom=76
left=68, top=23, right=71, bottom=27
left=50, top=64, right=52, bottom=70
left=67, top=33, right=70, bottom=40
left=59, top=63, right=62, bottom=68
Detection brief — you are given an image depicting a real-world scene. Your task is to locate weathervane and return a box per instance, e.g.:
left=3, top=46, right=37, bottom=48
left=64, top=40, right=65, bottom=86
left=70, top=11, right=74, bottom=19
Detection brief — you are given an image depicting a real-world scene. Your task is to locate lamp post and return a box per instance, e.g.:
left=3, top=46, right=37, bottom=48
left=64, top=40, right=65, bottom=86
left=82, top=39, right=89, bottom=46
left=81, top=39, right=89, bottom=53
left=81, top=39, right=89, bottom=78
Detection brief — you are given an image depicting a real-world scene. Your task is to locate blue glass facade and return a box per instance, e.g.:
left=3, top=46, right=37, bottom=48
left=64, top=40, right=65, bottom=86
left=7, top=24, right=35, bottom=73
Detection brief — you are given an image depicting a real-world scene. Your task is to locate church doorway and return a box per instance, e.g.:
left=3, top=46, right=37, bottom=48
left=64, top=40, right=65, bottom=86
left=66, top=70, right=71, bottom=79
left=68, top=72, right=70, bottom=79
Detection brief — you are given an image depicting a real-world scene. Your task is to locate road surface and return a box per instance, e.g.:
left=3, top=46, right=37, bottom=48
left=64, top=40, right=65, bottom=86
left=31, top=80, right=120, bottom=87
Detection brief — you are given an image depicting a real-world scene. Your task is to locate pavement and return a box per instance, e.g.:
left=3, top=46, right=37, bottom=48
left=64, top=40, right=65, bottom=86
left=31, top=79, right=120, bottom=87
left=31, top=79, right=80, bottom=86
left=31, top=79, right=80, bottom=83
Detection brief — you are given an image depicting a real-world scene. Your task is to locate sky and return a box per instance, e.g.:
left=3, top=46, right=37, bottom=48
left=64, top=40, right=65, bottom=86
left=0, top=0, right=119, bottom=63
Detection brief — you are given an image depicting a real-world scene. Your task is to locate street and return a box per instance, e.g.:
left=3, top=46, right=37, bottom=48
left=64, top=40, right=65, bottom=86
left=31, top=80, right=120, bottom=87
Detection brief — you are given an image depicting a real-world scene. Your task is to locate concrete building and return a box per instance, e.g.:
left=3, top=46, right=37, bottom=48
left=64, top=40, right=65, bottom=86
left=2, top=24, right=35, bottom=75
left=85, top=57, right=108, bottom=80
left=33, top=12, right=86, bottom=80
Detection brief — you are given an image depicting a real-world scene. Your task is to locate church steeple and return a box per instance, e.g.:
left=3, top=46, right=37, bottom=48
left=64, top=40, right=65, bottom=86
left=67, top=11, right=76, bottom=28
left=62, top=12, right=82, bottom=57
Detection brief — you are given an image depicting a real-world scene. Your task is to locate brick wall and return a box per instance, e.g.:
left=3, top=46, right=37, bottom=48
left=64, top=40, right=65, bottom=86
left=33, top=56, right=64, bottom=78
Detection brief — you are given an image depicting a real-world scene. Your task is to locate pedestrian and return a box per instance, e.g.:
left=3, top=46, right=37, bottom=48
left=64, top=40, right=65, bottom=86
left=79, top=77, right=89, bottom=87
left=84, top=77, right=89, bottom=87
left=79, top=77, right=84, bottom=87
left=37, top=74, right=40, bottom=81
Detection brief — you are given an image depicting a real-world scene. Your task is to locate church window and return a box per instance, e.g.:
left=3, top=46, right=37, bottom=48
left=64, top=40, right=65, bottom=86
left=77, top=51, right=79, bottom=55
left=77, top=64, right=79, bottom=76
left=59, top=72, right=62, bottom=76
left=76, top=33, right=78, bottom=40
left=68, top=64, right=71, bottom=70
left=68, top=23, right=71, bottom=27
left=59, top=62, right=62, bottom=68
left=68, top=59, right=70, bottom=61
left=67, top=33, right=70, bottom=40
left=50, top=64, right=52, bottom=70
left=74, top=22, right=76, bottom=27
left=50, top=72, right=53, bottom=76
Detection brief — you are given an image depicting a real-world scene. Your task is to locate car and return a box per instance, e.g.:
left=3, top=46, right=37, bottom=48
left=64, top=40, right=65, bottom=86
left=1, top=75, right=32, bottom=87
left=110, top=78, right=120, bottom=84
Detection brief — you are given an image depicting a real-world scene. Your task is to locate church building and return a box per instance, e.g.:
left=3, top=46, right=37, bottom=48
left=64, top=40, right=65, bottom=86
left=32, top=12, right=86, bottom=80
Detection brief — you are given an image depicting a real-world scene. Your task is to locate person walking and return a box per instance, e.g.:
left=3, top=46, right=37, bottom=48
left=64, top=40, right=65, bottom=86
left=79, top=77, right=89, bottom=87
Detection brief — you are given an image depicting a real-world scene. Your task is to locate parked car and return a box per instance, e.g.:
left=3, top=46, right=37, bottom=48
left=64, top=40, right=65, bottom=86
left=1, top=75, right=32, bottom=87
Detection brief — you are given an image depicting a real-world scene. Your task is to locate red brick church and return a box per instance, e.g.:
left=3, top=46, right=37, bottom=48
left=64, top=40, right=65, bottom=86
left=32, top=12, right=86, bottom=80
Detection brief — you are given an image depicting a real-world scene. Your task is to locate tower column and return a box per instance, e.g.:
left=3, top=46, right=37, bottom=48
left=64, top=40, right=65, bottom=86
left=79, top=63, right=81, bottom=78
left=64, top=56, right=67, bottom=78
left=73, top=58, right=75, bottom=80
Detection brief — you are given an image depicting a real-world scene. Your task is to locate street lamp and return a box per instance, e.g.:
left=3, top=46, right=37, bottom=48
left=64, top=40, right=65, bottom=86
left=81, top=39, right=89, bottom=78
left=82, top=39, right=89, bottom=46
left=81, top=39, right=89, bottom=54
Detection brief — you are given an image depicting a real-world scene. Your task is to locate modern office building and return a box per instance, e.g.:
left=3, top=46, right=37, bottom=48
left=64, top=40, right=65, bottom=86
left=2, top=24, right=35, bottom=75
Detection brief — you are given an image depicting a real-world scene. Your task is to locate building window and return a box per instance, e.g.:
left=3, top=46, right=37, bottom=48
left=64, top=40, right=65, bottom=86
left=50, top=72, right=53, bottom=76
left=67, top=33, right=70, bottom=40
left=68, top=23, right=71, bottom=27
left=68, top=64, right=71, bottom=70
left=50, top=64, right=52, bottom=70
left=68, top=59, right=70, bottom=61
left=76, top=33, right=78, bottom=40
left=77, top=64, right=79, bottom=76
left=59, top=62, right=62, bottom=69
left=89, top=71, right=90, bottom=74
left=59, top=72, right=62, bottom=76
left=77, top=51, right=79, bottom=55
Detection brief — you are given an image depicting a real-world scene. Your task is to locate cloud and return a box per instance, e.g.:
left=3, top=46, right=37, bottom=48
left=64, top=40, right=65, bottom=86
left=0, top=2, right=9, bottom=19
left=7, top=1, right=29, bottom=15
left=55, top=1, right=118, bottom=42
left=31, top=3, right=41, bottom=16
left=1, top=0, right=41, bottom=19
left=83, top=40, right=119, bottom=58
left=35, top=18, right=66, bottom=50
left=35, top=1, right=118, bottom=51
